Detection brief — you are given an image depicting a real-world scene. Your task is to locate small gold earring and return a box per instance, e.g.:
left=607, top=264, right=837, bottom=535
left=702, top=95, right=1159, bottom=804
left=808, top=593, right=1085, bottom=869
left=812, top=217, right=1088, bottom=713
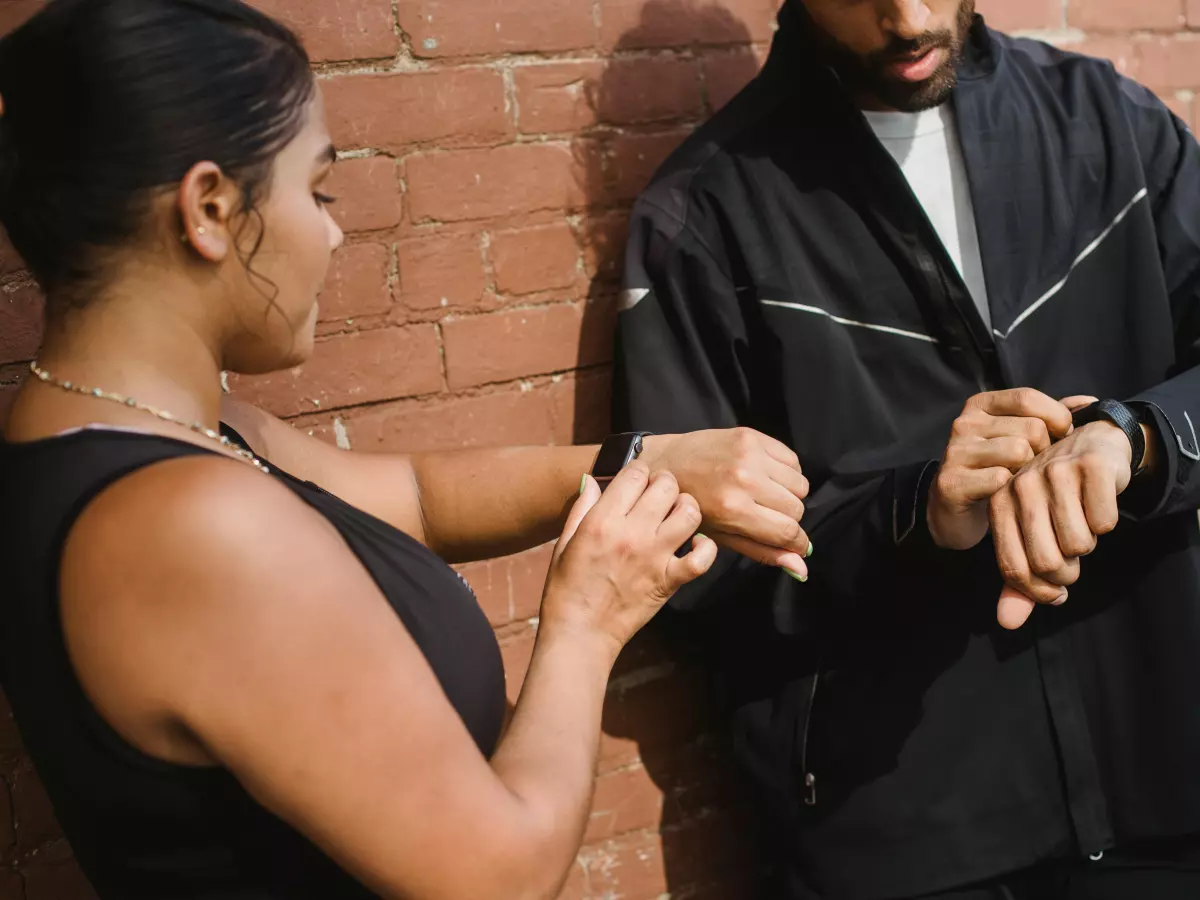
left=197, top=226, right=207, bottom=235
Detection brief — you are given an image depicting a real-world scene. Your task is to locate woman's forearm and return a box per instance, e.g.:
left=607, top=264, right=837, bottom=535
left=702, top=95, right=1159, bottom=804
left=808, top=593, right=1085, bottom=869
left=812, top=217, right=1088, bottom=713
left=486, top=622, right=617, bottom=899
left=409, top=445, right=599, bottom=563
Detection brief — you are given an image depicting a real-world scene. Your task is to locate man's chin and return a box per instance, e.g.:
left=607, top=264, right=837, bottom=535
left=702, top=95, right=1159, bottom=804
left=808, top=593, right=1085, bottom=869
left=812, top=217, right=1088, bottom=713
left=869, top=69, right=958, bottom=112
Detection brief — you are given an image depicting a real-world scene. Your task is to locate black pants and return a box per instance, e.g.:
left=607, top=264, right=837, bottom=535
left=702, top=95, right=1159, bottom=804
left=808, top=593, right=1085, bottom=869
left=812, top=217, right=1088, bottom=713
left=913, top=836, right=1200, bottom=900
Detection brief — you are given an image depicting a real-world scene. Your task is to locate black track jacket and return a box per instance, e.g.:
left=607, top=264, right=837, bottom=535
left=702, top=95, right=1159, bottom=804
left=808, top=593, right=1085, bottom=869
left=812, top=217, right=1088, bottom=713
left=614, top=6, right=1200, bottom=899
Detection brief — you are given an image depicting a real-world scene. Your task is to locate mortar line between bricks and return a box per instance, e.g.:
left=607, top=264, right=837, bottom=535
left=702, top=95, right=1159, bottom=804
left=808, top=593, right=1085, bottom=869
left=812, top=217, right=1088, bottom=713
left=278, top=363, right=614, bottom=423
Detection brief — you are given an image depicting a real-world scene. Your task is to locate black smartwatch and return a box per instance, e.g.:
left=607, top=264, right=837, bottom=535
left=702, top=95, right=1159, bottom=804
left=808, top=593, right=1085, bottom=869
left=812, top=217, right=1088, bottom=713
left=591, top=432, right=653, bottom=490
left=1072, top=399, right=1146, bottom=476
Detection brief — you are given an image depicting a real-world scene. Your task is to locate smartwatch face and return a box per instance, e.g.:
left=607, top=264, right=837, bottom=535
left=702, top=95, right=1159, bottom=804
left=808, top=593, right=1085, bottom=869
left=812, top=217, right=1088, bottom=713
left=593, top=435, right=643, bottom=480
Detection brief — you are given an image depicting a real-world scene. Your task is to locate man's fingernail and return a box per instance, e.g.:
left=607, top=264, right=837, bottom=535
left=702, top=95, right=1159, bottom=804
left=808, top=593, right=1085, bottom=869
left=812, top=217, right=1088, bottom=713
left=1052, top=591, right=1069, bottom=606
left=806, top=541, right=815, bottom=559
left=786, top=569, right=808, bottom=584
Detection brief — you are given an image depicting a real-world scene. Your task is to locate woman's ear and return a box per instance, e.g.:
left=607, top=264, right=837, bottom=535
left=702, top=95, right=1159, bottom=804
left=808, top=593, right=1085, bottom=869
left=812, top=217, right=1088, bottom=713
left=177, top=161, right=240, bottom=262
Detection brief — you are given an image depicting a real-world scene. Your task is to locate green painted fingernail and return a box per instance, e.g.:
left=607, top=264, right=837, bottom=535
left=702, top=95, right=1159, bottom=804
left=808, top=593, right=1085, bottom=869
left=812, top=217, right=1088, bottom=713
left=786, top=569, right=808, bottom=584
left=695, top=533, right=708, bottom=541
left=806, top=541, right=815, bottom=559
left=580, top=474, right=588, bottom=495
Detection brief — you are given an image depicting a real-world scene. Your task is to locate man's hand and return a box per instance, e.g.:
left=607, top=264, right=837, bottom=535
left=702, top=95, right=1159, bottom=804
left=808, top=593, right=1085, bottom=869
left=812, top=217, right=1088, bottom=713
left=642, top=428, right=811, bottom=579
left=928, top=390, right=1075, bottom=551
left=990, top=418, right=1136, bottom=630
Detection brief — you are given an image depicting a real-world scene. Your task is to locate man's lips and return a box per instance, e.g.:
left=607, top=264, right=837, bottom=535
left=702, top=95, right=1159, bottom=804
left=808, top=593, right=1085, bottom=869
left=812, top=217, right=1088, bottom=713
left=884, top=47, right=946, bottom=83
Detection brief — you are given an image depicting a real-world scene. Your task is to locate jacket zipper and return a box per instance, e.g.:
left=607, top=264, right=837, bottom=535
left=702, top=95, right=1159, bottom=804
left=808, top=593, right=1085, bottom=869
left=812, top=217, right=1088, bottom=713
left=800, top=656, right=823, bottom=807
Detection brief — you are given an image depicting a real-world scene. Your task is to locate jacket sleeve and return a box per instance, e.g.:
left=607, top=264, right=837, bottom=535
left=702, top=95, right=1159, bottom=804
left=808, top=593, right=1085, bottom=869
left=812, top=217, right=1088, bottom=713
left=1118, top=78, right=1200, bottom=519
left=613, top=198, right=949, bottom=623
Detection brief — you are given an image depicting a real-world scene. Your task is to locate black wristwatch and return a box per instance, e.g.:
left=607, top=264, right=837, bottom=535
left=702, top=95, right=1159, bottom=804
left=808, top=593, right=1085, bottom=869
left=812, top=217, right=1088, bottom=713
left=1072, top=399, right=1146, bottom=476
left=591, top=432, right=653, bottom=490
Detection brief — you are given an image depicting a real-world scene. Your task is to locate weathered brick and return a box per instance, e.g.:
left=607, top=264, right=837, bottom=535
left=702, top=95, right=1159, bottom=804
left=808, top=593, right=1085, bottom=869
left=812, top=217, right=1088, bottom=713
left=0, top=690, right=22, bottom=759
left=398, top=0, right=596, bottom=58
left=579, top=211, right=629, bottom=284
left=592, top=57, right=704, bottom=125
left=555, top=859, right=588, bottom=900
left=580, top=829, right=667, bottom=900
left=586, top=763, right=664, bottom=842
left=1067, top=0, right=1185, bottom=31
left=550, top=367, right=613, bottom=446
left=976, top=0, right=1063, bottom=32
left=490, top=224, right=581, bottom=296
left=12, top=767, right=59, bottom=854
left=324, top=69, right=511, bottom=152
left=610, top=130, right=693, bottom=202
left=0, top=0, right=41, bottom=37
left=406, top=144, right=586, bottom=222
left=459, top=544, right=554, bottom=627
left=0, top=232, right=25, bottom=277
left=509, top=544, right=555, bottom=622
left=249, top=0, right=397, bottom=62
left=1057, top=36, right=1139, bottom=77
left=397, top=233, right=486, bottom=311
left=343, top=386, right=556, bottom=453
left=0, top=779, right=12, bottom=853
left=1134, top=36, right=1200, bottom=91
left=319, top=242, right=393, bottom=322
left=442, top=304, right=587, bottom=389
left=231, top=325, right=442, bottom=417
left=21, top=847, right=97, bottom=900
left=324, top=157, right=403, bottom=233
left=702, top=47, right=764, bottom=112
left=514, top=62, right=607, bottom=135
left=599, top=0, right=777, bottom=50
left=498, top=622, right=537, bottom=705
left=1161, top=91, right=1195, bottom=129
left=0, top=285, right=43, bottom=366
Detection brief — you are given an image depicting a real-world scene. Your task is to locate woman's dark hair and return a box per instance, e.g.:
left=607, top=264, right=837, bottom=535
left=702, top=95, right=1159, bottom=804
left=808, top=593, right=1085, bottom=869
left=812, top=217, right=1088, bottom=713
left=0, top=0, right=314, bottom=308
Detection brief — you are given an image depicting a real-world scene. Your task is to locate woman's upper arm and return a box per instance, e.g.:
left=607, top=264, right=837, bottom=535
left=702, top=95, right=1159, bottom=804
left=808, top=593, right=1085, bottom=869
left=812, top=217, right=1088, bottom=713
left=61, top=459, right=536, bottom=900
left=219, top=398, right=427, bottom=543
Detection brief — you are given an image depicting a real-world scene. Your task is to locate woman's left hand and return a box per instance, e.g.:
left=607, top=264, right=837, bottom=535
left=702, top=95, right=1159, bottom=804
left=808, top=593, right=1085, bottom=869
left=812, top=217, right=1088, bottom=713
left=642, top=429, right=811, bottom=580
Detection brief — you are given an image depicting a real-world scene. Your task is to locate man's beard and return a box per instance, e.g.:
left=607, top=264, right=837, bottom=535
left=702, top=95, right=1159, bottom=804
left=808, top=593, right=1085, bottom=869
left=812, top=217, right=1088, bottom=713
left=812, top=1, right=976, bottom=112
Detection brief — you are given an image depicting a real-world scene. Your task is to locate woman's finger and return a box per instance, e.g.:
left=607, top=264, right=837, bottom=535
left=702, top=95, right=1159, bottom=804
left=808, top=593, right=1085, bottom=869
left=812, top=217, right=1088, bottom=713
left=628, top=470, right=680, bottom=530
left=554, top=474, right=602, bottom=561
left=666, top=533, right=719, bottom=589
left=658, top=492, right=703, bottom=547
left=594, top=459, right=651, bottom=515
left=708, top=531, right=809, bottom=581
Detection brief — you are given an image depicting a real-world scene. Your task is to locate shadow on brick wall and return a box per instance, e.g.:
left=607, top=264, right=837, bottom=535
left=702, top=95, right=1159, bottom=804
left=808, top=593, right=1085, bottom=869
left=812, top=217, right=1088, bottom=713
left=570, top=4, right=769, bottom=897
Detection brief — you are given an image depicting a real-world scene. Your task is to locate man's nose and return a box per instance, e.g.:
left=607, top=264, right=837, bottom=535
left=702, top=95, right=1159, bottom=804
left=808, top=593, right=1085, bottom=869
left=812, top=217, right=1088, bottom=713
left=880, top=0, right=932, bottom=41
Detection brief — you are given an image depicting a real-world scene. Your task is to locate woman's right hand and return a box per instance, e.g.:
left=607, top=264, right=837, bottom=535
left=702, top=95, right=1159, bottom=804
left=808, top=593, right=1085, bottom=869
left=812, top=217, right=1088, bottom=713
left=540, top=462, right=718, bottom=654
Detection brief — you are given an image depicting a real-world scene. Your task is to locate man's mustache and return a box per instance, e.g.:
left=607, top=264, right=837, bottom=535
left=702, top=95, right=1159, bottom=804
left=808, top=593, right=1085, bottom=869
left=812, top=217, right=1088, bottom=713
left=868, top=29, right=955, bottom=67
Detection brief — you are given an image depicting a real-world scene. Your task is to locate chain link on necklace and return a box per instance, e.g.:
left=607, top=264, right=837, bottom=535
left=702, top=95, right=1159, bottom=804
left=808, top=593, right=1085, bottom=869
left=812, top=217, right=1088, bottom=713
left=28, top=362, right=270, bottom=474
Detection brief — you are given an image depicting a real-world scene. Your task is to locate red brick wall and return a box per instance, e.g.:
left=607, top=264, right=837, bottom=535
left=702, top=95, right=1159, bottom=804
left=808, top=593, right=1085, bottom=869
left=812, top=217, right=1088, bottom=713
left=0, top=1, right=1198, bottom=898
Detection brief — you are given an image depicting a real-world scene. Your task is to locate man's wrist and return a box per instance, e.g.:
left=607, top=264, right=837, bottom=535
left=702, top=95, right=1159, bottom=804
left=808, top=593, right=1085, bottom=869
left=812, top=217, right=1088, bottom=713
left=1139, top=421, right=1159, bottom=475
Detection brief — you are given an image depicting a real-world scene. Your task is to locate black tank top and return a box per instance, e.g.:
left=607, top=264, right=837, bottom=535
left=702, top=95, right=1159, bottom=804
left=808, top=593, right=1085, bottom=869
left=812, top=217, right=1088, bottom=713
left=0, top=426, right=507, bottom=899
